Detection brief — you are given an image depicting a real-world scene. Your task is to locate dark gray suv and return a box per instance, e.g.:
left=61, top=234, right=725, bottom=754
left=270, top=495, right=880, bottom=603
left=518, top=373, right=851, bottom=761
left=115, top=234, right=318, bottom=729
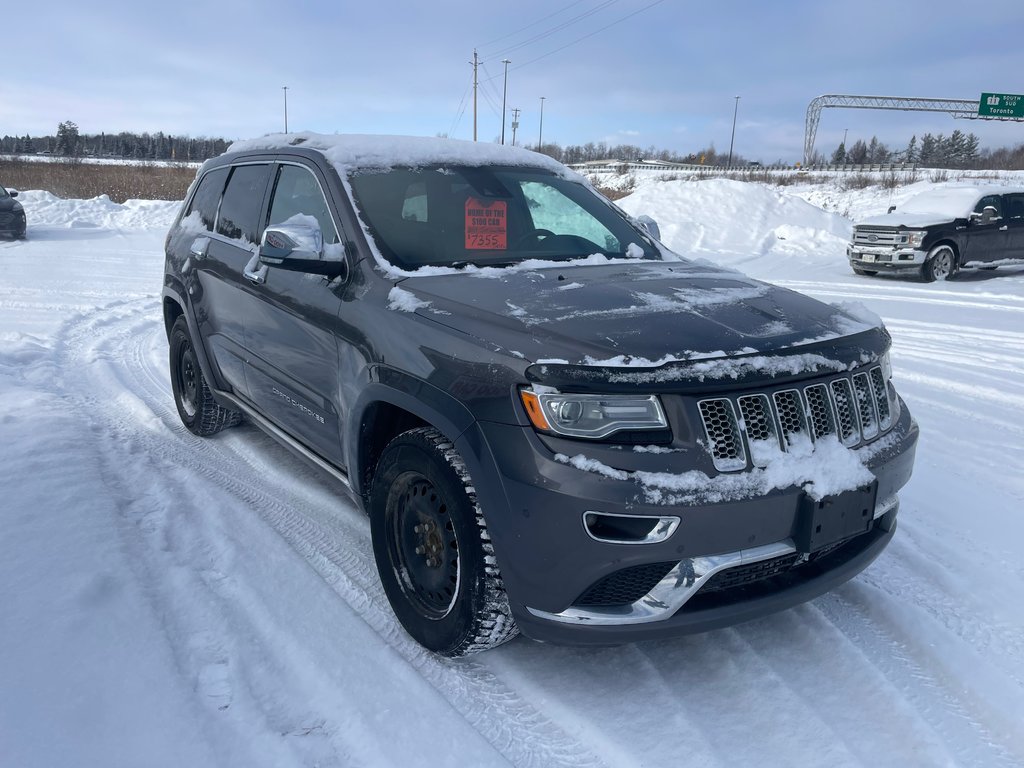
left=162, top=134, right=918, bottom=655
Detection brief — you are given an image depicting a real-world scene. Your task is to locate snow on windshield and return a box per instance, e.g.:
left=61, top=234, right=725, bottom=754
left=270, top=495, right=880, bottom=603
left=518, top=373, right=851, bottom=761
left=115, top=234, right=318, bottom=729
left=898, top=187, right=985, bottom=218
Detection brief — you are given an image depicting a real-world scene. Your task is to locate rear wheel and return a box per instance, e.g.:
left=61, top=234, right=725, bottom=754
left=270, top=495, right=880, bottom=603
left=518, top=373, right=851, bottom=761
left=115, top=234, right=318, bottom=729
left=169, top=316, right=241, bottom=436
left=370, top=427, right=518, bottom=656
left=922, top=245, right=956, bottom=282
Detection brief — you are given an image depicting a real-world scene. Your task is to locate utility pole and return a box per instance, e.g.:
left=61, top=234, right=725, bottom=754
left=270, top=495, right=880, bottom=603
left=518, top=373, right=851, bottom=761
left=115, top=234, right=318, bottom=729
left=500, top=59, right=511, bottom=145
left=282, top=86, right=289, bottom=133
left=843, top=127, right=849, bottom=148
left=471, top=50, right=479, bottom=142
left=727, top=95, right=739, bottom=168
left=511, top=108, right=521, bottom=146
left=538, top=96, right=546, bottom=150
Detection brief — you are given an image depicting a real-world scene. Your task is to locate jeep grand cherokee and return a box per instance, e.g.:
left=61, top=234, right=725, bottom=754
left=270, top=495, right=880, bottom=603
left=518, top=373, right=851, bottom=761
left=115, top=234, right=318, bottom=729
left=162, top=134, right=918, bottom=656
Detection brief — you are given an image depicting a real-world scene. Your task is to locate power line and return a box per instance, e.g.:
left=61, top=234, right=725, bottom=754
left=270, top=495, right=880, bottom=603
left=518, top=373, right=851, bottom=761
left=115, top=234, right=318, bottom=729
left=476, top=0, right=590, bottom=50
left=510, top=0, right=668, bottom=73
left=481, top=0, right=620, bottom=64
left=448, top=75, right=473, bottom=138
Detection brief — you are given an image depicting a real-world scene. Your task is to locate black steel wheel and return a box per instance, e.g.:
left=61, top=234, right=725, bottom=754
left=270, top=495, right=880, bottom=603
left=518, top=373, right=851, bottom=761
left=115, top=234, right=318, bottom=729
left=370, top=427, right=518, bottom=656
left=169, top=316, right=240, bottom=436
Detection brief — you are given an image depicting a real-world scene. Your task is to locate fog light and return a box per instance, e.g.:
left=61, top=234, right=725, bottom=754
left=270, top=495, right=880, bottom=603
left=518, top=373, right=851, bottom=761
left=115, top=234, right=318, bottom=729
left=583, top=511, right=679, bottom=544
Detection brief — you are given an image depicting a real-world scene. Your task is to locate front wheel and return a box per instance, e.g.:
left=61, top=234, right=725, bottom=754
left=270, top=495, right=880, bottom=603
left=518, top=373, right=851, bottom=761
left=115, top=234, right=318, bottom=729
left=370, top=427, right=518, bottom=656
left=922, top=245, right=957, bottom=282
left=169, top=316, right=241, bottom=436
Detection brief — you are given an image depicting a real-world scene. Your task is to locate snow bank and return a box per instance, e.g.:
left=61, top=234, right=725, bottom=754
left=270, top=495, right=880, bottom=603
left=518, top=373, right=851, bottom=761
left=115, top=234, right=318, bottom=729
left=617, top=179, right=852, bottom=278
left=17, top=190, right=180, bottom=230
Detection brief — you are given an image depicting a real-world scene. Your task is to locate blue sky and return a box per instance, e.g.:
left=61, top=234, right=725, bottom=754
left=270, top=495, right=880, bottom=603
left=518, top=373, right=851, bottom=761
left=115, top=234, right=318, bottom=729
left=4, top=0, right=1024, bottom=162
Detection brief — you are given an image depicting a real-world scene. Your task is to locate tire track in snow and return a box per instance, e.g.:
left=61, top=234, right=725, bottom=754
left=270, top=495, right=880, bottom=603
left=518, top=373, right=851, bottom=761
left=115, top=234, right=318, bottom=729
left=813, top=586, right=1024, bottom=768
left=48, top=297, right=605, bottom=768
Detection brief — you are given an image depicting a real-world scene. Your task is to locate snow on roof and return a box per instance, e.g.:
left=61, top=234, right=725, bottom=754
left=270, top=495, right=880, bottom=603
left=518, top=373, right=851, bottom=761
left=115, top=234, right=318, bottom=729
left=226, top=132, right=570, bottom=176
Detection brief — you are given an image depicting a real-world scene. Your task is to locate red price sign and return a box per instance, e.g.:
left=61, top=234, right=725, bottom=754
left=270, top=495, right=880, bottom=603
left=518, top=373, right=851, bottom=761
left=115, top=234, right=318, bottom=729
left=465, top=197, right=507, bottom=250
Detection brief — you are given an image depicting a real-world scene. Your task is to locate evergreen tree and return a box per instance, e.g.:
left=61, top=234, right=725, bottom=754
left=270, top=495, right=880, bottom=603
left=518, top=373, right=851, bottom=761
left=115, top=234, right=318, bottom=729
left=905, top=135, right=918, bottom=163
left=830, top=142, right=847, bottom=164
left=55, top=120, right=81, bottom=156
left=848, top=139, right=868, bottom=164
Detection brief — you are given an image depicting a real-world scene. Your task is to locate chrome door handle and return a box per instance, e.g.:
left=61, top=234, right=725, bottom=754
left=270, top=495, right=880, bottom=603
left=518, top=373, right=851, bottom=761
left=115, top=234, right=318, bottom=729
left=243, top=254, right=268, bottom=285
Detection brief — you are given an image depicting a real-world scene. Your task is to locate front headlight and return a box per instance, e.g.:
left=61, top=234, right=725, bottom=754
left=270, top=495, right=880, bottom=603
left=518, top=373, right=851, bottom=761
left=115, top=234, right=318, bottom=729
left=901, top=230, right=926, bottom=247
left=519, top=388, right=668, bottom=439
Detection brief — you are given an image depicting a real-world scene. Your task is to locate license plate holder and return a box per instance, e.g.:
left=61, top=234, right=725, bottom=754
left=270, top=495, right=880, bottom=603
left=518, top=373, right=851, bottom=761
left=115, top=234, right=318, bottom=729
left=794, top=483, right=878, bottom=553
left=862, top=253, right=877, bottom=263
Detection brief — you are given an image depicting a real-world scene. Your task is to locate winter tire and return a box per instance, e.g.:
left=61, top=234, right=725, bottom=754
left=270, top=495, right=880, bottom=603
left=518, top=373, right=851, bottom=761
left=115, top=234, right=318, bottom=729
left=922, top=245, right=956, bottom=282
left=169, top=316, right=241, bottom=436
left=370, top=427, right=519, bottom=656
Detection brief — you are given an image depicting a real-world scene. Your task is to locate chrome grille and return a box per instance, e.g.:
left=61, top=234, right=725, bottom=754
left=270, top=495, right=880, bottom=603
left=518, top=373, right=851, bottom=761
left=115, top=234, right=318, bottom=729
left=852, top=372, right=878, bottom=439
left=853, top=227, right=902, bottom=247
left=773, top=390, right=807, bottom=446
left=697, top=366, right=894, bottom=472
left=869, top=367, right=892, bottom=429
left=697, top=399, right=746, bottom=471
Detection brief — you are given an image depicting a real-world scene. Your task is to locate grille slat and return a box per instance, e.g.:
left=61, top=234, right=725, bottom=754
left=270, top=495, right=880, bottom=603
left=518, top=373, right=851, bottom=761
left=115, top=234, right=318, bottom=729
left=696, top=366, right=893, bottom=471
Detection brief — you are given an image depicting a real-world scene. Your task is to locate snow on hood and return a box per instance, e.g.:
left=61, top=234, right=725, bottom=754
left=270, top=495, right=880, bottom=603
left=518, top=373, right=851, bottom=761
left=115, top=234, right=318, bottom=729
left=227, top=132, right=571, bottom=177
left=396, top=260, right=884, bottom=375
left=856, top=211, right=955, bottom=229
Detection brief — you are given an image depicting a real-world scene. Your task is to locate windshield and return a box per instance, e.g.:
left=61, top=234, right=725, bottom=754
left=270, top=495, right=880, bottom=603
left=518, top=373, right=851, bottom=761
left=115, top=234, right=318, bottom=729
left=0, top=186, right=9, bottom=199
left=347, top=165, right=657, bottom=270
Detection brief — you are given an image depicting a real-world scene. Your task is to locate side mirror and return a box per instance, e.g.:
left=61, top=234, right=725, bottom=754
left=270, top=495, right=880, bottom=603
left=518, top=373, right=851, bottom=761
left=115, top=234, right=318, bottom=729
left=259, top=220, right=346, bottom=278
left=970, top=206, right=999, bottom=224
left=635, top=214, right=661, bottom=242
left=887, top=205, right=896, bottom=214
left=9, top=190, right=18, bottom=198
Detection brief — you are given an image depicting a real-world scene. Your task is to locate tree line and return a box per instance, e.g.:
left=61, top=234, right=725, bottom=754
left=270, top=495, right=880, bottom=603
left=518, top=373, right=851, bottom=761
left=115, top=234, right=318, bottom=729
left=824, top=130, right=1024, bottom=169
left=0, top=121, right=230, bottom=162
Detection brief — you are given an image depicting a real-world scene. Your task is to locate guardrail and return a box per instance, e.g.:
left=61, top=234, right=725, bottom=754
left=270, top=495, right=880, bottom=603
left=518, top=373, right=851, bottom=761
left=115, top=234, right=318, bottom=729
left=568, top=162, right=920, bottom=174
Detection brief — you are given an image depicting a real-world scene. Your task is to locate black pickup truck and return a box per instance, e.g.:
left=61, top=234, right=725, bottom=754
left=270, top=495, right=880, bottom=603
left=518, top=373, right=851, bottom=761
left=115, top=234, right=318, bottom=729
left=848, top=185, right=1024, bottom=281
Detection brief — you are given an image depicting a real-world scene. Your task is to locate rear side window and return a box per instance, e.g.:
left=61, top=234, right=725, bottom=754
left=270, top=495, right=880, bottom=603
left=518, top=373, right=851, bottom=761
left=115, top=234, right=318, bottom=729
left=186, top=167, right=229, bottom=231
left=1004, top=193, right=1024, bottom=219
left=217, top=164, right=271, bottom=243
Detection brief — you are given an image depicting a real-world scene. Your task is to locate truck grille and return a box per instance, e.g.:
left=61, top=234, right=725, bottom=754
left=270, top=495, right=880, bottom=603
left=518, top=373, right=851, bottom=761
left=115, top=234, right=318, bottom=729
left=698, top=366, right=896, bottom=471
left=853, top=227, right=902, bottom=247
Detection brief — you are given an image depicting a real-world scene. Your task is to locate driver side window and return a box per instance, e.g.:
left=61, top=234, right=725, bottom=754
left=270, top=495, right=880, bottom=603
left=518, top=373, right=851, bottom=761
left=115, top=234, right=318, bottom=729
left=267, top=164, right=340, bottom=244
left=974, top=195, right=1003, bottom=218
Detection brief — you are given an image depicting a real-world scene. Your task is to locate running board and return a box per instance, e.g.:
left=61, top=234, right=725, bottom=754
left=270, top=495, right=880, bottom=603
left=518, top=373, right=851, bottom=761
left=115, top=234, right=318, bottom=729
left=214, top=388, right=352, bottom=491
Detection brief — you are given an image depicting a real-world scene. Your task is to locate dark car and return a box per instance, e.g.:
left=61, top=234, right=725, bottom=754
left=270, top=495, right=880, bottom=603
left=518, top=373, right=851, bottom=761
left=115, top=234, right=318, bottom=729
left=848, top=185, right=1024, bottom=281
left=0, top=184, right=27, bottom=239
left=162, top=134, right=918, bottom=656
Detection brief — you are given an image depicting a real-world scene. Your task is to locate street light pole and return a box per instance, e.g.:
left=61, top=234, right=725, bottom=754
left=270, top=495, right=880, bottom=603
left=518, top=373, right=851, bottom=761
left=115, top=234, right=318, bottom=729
left=282, top=86, right=289, bottom=133
left=727, top=95, right=739, bottom=168
left=538, top=96, right=546, bottom=150
left=500, top=59, right=511, bottom=145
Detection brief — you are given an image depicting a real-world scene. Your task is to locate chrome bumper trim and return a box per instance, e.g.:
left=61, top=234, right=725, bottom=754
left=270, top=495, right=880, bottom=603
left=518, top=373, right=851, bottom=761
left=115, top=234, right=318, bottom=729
left=529, top=494, right=900, bottom=627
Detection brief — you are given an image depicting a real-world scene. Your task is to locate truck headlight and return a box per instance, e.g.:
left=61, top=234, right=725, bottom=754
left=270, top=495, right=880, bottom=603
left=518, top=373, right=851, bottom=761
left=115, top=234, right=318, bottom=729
left=519, top=389, right=668, bottom=439
left=901, top=231, right=926, bottom=247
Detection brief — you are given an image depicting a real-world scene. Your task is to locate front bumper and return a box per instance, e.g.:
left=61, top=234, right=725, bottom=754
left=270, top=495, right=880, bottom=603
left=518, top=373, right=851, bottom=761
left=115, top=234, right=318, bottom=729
left=472, top=404, right=918, bottom=646
left=847, top=245, right=926, bottom=271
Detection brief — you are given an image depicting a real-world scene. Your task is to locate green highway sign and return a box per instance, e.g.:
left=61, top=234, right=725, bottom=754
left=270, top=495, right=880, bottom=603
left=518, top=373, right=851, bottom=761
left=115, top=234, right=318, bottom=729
left=978, top=92, right=1024, bottom=118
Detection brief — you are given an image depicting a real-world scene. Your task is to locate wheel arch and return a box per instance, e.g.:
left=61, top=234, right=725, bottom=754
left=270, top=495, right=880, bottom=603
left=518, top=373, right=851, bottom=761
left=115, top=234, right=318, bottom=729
left=350, top=372, right=478, bottom=509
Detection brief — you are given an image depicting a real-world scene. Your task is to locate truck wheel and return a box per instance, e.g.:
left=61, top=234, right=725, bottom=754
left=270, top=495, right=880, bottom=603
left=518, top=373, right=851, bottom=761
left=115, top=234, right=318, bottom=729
left=169, top=316, right=241, bottom=436
left=370, top=427, right=519, bottom=656
left=922, top=245, right=956, bottom=282
left=852, top=267, right=878, bottom=276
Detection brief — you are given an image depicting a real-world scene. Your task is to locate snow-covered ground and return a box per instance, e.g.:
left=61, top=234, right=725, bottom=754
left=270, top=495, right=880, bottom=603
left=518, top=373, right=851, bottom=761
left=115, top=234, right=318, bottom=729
left=2, top=177, right=1023, bottom=767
